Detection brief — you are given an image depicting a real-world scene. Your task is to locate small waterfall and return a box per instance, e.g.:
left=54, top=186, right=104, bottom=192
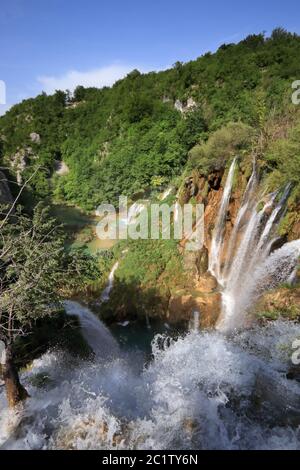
left=189, top=310, right=200, bottom=332
left=210, top=164, right=299, bottom=332
left=209, top=158, right=236, bottom=280
left=100, top=261, right=119, bottom=303
left=64, top=300, right=119, bottom=358
left=160, top=187, right=173, bottom=200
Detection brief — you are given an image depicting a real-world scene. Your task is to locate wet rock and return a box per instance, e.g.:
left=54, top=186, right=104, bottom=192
left=207, top=170, right=223, bottom=190
left=168, top=287, right=221, bottom=329
left=195, top=246, right=209, bottom=276
left=196, top=272, right=218, bottom=293
left=286, top=365, right=300, bottom=382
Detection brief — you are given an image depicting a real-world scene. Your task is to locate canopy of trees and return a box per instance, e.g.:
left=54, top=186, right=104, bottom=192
left=0, top=29, right=300, bottom=210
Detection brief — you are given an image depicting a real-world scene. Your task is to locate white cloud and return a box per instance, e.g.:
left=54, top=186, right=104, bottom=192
left=0, top=103, right=12, bottom=116
left=37, top=64, right=141, bottom=94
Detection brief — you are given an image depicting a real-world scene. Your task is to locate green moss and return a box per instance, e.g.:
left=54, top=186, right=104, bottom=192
left=256, top=307, right=300, bottom=321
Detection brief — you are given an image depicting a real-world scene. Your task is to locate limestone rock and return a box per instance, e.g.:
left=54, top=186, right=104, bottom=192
left=168, top=289, right=221, bottom=329
left=29, top=132, right=41, bottom=144
left=196, top=272, right=218, bottom=292
left=195, top=246, right=209, bottom=276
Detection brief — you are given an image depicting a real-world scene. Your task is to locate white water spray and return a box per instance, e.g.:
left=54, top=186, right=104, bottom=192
left=1, top=321, right=300, bottom=449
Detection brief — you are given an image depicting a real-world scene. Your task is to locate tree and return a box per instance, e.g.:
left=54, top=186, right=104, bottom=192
left=0, top=203, right=64, bottom=407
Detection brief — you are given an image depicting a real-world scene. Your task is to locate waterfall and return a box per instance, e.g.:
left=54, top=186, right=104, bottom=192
left=210, top=164, right=299, bottom=332
left=189, top=310, right=200, bottom=332
left=218, top=239, right=300, bottom=331
left=64, top=300, right=119, bottom=358
left=2, top=319, right=300, bottom=449
left=209, top=158, right=236, bottom=280
left=221, top=162, right=258, bottom=281
left=161, top=187, right=173, bottom=200
left=100, top=261, right=119, bottom=303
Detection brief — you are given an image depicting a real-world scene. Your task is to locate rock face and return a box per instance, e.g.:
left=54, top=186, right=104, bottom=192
left=168, top=272, right=221, bottom=329
left=174, top=98, right=197, bottom=114
left=167, top=164, right=247, bottom=328
left=178, top=171, right=200, bottom=205
left=29, top=132, right=41, bottom=144
left=10, top=149, right=30, bottom=185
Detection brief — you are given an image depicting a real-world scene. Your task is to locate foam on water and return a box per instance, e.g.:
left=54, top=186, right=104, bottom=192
left=1, top=319, right=300, bottom=450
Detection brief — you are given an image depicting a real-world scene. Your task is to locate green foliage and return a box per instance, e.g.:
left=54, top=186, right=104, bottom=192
left=116, top=238, right=181, bottom=287
left=187, top=122, right=254, bottom=173
left=1, top=30, right=299, bottom=210
left=0, top=203, right=64, bottom=334
left=63, top=246, right=101, bottom=292
left=264, top=122, right=300, bottom=197
left=0, top=203, right=101, bottom=347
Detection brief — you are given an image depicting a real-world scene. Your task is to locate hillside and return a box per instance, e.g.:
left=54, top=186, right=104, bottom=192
left=1, top=28, right=300, bottom=213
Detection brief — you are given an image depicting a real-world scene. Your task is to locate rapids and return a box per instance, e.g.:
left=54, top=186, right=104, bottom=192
left=0, top=314, right=300, bottom=449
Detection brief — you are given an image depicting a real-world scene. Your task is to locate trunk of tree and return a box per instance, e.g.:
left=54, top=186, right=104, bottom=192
left=3, top=344, right=29, bottom=408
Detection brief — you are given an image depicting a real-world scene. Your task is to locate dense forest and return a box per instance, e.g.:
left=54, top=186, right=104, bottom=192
left=1, top=28, right=300, bottom=212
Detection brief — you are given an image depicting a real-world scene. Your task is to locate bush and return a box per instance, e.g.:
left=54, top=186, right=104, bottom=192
left=187, top=122, right=254, bottom=173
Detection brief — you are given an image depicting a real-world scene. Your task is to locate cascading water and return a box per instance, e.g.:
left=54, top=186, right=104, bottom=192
left=209, top=160, right=300, bottom=331
left=209, top=158, right=237, bottom=280
left=1, top=320, right=300, bottom=449
left=64, top=300, right=119, bottom=358
left=100, top=261, right=119, bottom=303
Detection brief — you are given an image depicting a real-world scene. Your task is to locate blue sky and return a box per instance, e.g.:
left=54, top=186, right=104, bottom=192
left=0, top=0, right=299, bottom=113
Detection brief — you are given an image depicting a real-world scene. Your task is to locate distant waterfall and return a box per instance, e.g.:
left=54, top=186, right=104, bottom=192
left=100, top=261, right=119, bottom=303
left=210, top=162, right=300, bottom=332
left=209, top=158, right=236, bottom=280
left=64, top=300, right=119, bottom=358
